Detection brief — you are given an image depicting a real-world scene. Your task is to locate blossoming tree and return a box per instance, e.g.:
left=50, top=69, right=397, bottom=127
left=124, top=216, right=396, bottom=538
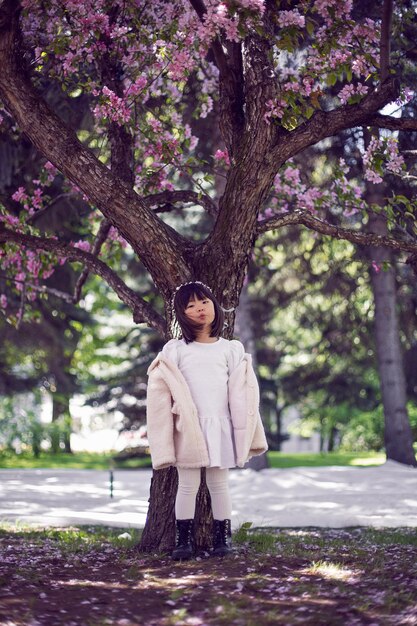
left=0, top=0, right=416, bottom=549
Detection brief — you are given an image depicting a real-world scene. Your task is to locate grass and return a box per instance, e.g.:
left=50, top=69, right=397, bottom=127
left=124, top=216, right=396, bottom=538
left=267, top=450, right=386, bottom=468
left=0, top=449, right=152, bottom=470
left=0, top=449, right=387, bottom=470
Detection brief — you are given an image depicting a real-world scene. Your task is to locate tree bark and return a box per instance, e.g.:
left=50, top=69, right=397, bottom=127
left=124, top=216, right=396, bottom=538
left=367, top=206, right=416, bottom=466
left=51, top=392, right=72, bottom=454
left=235, top=282, right=269, bottom=470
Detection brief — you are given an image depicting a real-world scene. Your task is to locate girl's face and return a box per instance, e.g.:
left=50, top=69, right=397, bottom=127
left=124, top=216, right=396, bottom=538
left=184, top=295, right=215, bottom=330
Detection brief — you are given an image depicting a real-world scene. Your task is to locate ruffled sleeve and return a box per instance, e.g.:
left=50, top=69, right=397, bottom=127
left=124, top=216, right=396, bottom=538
left=161, top=338, right=180, bottom=365
left=227, top=339, right=245, bottom=374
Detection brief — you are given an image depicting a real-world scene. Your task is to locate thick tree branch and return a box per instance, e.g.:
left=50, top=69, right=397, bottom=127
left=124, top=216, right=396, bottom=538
left=143, top=190, right=218, bottom=217
left=187, top=0, right=245, bottom=156
left=363, top=114, right=417, bottom=131
left=0, top=224, right=166, bottom=333
left=269, top=78, right=401, bottom=165
left=257, top=209, right=417, bottom=257
left=0, top=0, right=190, bottom=293
left=241, top=3, right=276, bottom=136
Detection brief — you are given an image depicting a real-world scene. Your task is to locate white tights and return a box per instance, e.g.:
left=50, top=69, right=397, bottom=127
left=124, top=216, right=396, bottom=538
left=176, top=467, right=232, bottom=521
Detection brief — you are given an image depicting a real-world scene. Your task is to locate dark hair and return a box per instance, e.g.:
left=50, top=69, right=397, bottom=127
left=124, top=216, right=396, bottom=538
left=173, top=282, right=224, bottom=343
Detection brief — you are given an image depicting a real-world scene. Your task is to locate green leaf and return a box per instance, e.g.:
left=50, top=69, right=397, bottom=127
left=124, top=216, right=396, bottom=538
left=327, top=73, right=337, bottom=86
left=395, top=195, right=410, bottom=205
left=306, top=19, right=315, bottom=36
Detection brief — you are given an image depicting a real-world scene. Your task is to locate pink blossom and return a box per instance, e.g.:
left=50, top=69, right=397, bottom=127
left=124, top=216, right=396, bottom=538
left=168, top=50, right=196, bottom=81
left=12, top=187, right=28, bottom=203
left=0, top=294, right=7, bottom=309
left=298, top=187, right=323, bottom=210
left=2, top=214, right=20, bottom=226
left=314, top=0, right=353, bottom=23
left=32, top=188, right=43, bottom=209
left=148, top=117, right=162, bottom=132
left=237, top=0, right=265, bottom=13
left=71, top=240, right=91, bottom=252
left=386, top=154, right=405, bottom=174
left=93, top=86, right=131, bottom=125
left=223, top=18, right=240, bottom=42
left=343, top=207, right=360, bottom=217
left=27, top=256, right=42, bottom=278
left=264, top=99, right=286, bottom=123
left=352, top=56, right=368, bottom=77
left=216, top=3, right=228, bottom=19
left=15, top=272, right=26, bottom=291
left=356, top=84, right=369, bottom=97
left=372, top=260, right=381, bottom=273
left=283, top=166, right=301, bottom=185
left=338, top=84, right=355, bottom=105
left=277, top=10, right=305, bottom=29
left=125, top=76, right=147, bottom=97
left=214, top=149, right=230, bottom=166
left=44, top=161, right=57, bottom=172
left=200, top=96, right=213, bottom=118
left=365, top=169, right=383, bottom=184
left=386, top=138, right=405, bottom=173
left=396, top=87, right=414, bottom=106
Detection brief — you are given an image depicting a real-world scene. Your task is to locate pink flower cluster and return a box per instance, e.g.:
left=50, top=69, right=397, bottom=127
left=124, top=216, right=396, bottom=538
left=214, top=149, right=231, bottom=167
left=363, top=136, right=405, bottom=184
left=338, top=83, right=368, bottom=105
left=304, top=17, right=379, bottom=88
left=277, top=10, right=305, bottom=29
left=259, top=158, right=366, bottom=220
left=314, top=0, right=353, bottom=25
left=237, top=0, right=265, bottom=13
left=0, top=160, right=84, bottom=313
left=396, top=87, right=414, bottom=106
left=71, top=240, right=91, bottom=253
left=93, top=86, right=131, bottom=125
left=264, top=99, right=286, bottom=123
left=197, top=0, right=265, bottom=48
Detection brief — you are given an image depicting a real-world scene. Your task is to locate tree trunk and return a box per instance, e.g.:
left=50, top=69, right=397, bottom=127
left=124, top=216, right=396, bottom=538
left=367, top=208, right=416, bottom=466
left=139, top=467, right=177, bottom=553
left=235, top=282, right=269, bottom=470
left=51, top=391, right=72, bottom=454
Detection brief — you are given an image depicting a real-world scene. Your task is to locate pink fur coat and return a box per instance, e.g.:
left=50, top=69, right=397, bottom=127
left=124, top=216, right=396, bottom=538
left=146, top=351, right=268, bottom=470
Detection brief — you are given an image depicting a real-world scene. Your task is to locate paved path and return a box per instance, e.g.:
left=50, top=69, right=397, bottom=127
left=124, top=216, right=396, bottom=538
left=1, top=462, right=416, bottom=529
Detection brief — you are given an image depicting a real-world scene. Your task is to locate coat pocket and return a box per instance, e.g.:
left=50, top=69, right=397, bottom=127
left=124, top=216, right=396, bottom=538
left=171, top=402, right=182, bottom=431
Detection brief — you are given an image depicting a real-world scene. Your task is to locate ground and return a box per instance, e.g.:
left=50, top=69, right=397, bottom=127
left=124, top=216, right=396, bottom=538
left=0, top=525, right=416, bottom=626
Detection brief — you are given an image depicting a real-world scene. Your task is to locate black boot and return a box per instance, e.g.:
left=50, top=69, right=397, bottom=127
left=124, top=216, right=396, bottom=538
left=212, top=519, right=232, bottom=557
left=172, top=519, right=194, bottom=561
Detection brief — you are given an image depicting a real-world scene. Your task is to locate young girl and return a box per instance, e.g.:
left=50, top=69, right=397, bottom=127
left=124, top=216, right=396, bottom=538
left=146, top=281, right=268, bottom=560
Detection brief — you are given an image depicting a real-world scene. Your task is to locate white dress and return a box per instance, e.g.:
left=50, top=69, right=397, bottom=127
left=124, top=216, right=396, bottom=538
left=162, top=337, right=245, bottom=469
